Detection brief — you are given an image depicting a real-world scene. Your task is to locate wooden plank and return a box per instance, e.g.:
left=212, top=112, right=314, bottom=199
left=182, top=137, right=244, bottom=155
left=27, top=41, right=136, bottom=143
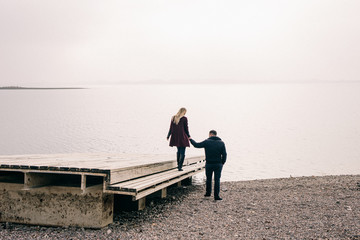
left=108, top=162, right=204, bottom=192
left=1, top=154, right=204, bottom=192
left=3, top=158, right=108, bottom=169
left=108, top=161, right=176, bottom=184
left=0, top=154, right=203, bottom=171
left=108, top=156, right=204, bottom=184
left=128, top=164, right=203, bottom=191
left=117, top=165, right=199, bottom=190
left=118, top=161, right=203, bottom=187
left=0, top=153, right=174, bottom=168
left=105, top=168, right=203, bottom=199
left=109, top=164, right=198, bottom=189
left=0, top=168, right=108, bottom=178
left=114, top=170, right=182, bottom=189
left=133, top=170, right=202, bottom=200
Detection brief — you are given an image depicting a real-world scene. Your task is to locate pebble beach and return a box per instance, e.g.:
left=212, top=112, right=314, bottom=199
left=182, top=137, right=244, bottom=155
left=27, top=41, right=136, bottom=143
left=0, top=175, right=359, bottom=239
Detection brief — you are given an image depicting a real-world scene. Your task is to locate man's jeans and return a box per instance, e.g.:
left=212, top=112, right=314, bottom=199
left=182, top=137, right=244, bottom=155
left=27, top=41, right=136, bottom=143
left=205, top=163, right=223, bottom=197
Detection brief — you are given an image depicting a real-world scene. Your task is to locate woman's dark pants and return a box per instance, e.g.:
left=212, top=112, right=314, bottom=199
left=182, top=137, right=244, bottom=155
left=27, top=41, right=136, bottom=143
left=205, top=163, right=223, bottom=198
left=176, top=147, right=186, bottom=170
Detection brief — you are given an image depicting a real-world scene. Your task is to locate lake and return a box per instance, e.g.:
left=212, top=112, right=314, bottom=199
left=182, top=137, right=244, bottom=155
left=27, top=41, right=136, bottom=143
left=1, top=83, right=359, bottom=182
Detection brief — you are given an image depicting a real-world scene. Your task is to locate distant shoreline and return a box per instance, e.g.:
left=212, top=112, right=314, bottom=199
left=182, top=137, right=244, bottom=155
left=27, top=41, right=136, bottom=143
left=0, top=87, right=85, bottom=90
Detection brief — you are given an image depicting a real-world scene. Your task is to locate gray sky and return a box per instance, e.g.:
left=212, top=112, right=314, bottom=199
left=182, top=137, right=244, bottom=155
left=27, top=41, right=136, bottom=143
left=1, top=0, right=359, bottom=86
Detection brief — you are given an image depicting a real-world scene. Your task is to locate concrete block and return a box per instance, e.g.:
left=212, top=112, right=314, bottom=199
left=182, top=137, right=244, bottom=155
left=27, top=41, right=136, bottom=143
left=0, top=183, right=113, bottom=228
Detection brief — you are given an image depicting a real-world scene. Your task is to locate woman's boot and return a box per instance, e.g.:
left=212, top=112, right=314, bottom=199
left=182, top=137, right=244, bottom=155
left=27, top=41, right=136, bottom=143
left=178, top=154, right=185, bottom=171
left=176, top=152, right=180, bottom=166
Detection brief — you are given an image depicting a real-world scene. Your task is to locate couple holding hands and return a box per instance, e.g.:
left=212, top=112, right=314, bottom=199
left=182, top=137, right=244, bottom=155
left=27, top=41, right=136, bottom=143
left=167, top=107, right=227, bottom=201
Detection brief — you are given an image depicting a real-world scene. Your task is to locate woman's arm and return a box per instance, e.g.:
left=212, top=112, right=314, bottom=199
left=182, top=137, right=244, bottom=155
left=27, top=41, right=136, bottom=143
left=183, top=117, right=190, bottom=137
left=167, top=117, right=173, bottom=140
left=189, top=139, right=206, bottom=148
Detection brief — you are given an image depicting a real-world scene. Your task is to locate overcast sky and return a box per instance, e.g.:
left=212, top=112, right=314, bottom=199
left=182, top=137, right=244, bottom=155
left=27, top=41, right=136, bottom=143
left=0, top=0, right=359, bottom=86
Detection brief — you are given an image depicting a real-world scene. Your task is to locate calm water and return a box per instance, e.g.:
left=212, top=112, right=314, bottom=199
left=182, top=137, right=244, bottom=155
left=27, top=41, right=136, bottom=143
left=1, top=83, right=359, bottom=181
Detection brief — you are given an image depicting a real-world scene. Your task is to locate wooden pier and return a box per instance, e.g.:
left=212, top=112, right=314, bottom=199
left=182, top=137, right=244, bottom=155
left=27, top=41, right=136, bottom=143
left=0, top=153, right=205, bottom=228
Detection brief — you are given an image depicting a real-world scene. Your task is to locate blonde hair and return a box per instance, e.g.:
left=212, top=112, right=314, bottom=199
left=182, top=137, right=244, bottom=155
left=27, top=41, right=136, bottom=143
left=173, top=107, right=187, bottom=125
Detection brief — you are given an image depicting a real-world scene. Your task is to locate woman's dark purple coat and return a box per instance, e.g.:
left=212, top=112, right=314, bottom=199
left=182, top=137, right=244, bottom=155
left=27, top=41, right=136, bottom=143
left=167, top=116, right=190, bottom=147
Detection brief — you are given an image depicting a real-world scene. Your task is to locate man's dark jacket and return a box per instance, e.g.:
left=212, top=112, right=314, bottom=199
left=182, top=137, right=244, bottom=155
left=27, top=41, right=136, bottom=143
left=190, top=136, right=227, bottom=164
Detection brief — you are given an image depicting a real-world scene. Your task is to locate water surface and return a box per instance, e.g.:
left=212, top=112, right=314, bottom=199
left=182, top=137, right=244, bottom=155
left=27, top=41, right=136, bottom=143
left=1, top=83, right=359, bottom=181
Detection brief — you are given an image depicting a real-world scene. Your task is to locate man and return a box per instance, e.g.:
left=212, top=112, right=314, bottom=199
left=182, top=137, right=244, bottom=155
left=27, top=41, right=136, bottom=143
left=189, top=130, right=227, bottom=200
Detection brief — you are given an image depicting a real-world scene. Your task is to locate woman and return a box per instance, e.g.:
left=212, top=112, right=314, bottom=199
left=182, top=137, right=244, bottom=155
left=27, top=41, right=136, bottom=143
left=167, top=107, right=191, bottom=171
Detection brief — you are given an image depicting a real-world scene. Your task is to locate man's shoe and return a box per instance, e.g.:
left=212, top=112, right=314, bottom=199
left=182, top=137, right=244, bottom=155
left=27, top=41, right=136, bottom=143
left=178, top=168, right=183, bottom=171
left=204, top=193, right=211, bottom=197
left=214, top=197, right=222, bottom=201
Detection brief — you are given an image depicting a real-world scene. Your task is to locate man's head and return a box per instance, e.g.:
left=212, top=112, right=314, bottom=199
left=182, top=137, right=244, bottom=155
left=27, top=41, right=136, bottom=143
left=209, top=130, right=217, bottom=137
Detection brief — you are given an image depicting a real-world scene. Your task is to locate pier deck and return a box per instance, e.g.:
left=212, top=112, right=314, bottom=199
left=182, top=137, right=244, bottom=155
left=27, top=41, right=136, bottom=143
left=0, top=153, right=205, bottom=228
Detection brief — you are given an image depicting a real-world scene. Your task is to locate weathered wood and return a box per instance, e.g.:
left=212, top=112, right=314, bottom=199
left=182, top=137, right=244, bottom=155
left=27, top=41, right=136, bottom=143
left=104, top=163, right=204, bottom=201
left=160, top=188, right=167, bottom=199
left=108, top=156, right=203, bottom=184
left=123, top=165, right=200, bottom=191
left=108, top=161, right=176, bottom=184
left=132, top=171, right=201, bottom=200
left=137, top=198, right=146, bottom=210
left=0, top=153, right=205, bottom=228
left=0, top=154, right=203, bottom=182
left=0, top=168, right=108, bottom=177
left=81, top=174, right=86, bottom=192
left=108, top=162, right=204, bottom=192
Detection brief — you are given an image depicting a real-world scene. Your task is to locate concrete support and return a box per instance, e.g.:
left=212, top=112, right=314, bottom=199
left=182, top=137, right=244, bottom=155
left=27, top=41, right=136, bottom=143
left=0, top=183, right=113, bottom=228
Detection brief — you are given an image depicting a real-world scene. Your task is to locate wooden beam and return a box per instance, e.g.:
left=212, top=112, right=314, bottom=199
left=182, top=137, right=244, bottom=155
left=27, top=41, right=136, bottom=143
left=81, top=174, right=86, bottom=193
left=137, top=198, right=146, bottom=211
left=160, top=188, right=167, bottom=199
left=132, top=170, right=202, bottom=200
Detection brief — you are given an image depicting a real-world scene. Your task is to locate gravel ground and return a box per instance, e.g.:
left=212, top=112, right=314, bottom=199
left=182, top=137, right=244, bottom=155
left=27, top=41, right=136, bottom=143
left=0, top=175, right=359, bottom=239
